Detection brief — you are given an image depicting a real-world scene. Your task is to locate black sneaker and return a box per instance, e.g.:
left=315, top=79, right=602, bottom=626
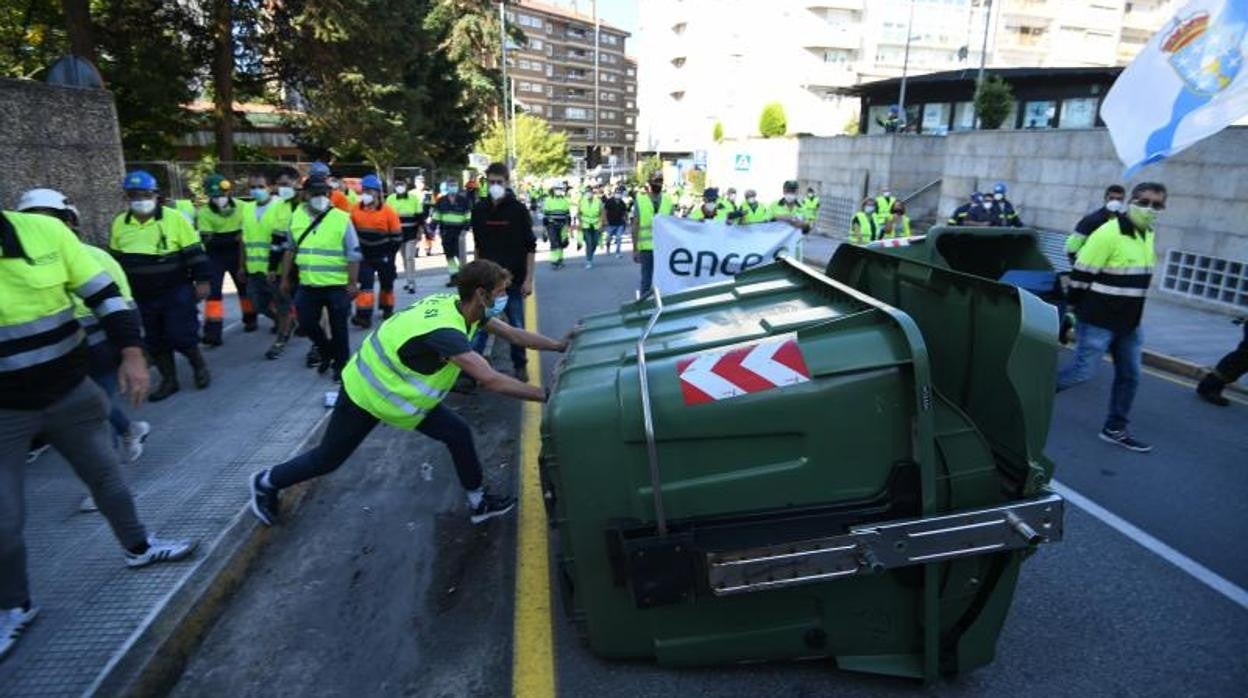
left=1098, top=428, right=1152, bottom=453
left=249, top=471, right=280, bottom=526
left=305, top=346, right=320, bottom=368
left=470, top=493, right=516, bottom=525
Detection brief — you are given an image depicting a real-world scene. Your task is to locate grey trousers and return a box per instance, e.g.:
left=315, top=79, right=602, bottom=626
left=0, top=379, right=148, bottom=608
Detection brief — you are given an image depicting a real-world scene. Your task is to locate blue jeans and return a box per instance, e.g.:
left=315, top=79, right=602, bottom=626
left=91, top=371, right=131, bottom=440
left=1057, top=322, right=1142, bottom=432
left=638, top=250, right=654, bottom=297
left=471, top=287, right=526, bottom=368
left=605, top=224, right=625, bottom=254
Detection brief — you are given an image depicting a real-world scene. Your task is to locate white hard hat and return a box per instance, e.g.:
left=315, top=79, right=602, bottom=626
left=17, top=188, right=79, bottom=219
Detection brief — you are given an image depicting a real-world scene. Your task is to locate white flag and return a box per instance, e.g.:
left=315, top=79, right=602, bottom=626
left=1101, top=0, right=1248, bottom=175
left=652, top=216, right=802, bottom=294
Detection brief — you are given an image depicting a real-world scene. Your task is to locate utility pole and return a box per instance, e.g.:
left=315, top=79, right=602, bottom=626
left=593, top=0, right=600, bottom=170
left=499, top=1, right=513, bottom=169
left=974, top=0, right=993, bottom=129
left=898, top=0, right=916, bottom=128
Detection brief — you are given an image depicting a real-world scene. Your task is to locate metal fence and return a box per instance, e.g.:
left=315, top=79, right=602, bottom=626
left=124, top=161, right=432, bottom=199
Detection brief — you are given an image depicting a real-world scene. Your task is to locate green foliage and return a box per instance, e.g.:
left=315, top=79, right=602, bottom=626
left=423, top=0, right=523, bottom=116
left=476, top=114, right=570, bottom=177
left=758, top=102, right=787, bottom=138
left=0, top=1, right=66, bottom=78
left=842, top=113, right=860, bottom=135
left=974, top=76, right=1014, bottom=130
left=712, top=121, right=724, bottom=143
left=638, top=154, right=663, bottom=183
left=686, top=168, right=706, bottom=193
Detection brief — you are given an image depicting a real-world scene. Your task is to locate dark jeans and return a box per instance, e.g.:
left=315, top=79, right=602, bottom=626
left=137, top=283, right=200, bottom=355
left=295, top=286, right=351, bottom=370
left=246, top=274, right=291, bottom=321
left=268, top=390, right=482, bottom=492
left=1057, top=322, right=1142, bottom=431
left=91, top=371, right=132, bottom=439
left=1212, top=322, right=1248, bottom=383
left=582, top=225, right=600, bottom=262
left=471, top=287, right=526, bottom=368
left=638, top=250, right=654, bottom=297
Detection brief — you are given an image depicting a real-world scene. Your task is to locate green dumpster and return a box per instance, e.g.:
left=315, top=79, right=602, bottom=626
left=541, top=248, right=1064, bottom=681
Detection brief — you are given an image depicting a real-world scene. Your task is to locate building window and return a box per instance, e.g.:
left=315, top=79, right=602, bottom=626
left=823, top=49, right=851, bottom=64
left=1162, top=250, right=1248, bottom=308
left=529, top=38, right=543, bottom=50
left=625, top=116, right=634, bottom=125
left=602, top=110, right=617, bottom=119
left=601, top=91, right=617, bottom=101
left=626, top=84, right=635, bottom=93
left=529, top=104, right=543, bottom=115
left=921, top=103, right=951, bottom=134
left=565, top=107, right=589, bottom=120
left=1022, top=100, right=1056, bottom=129
left=1059, top=97, right=1098, bottom=129
left=952, top=101, right=976, bottom=131
left=625, top=100, right=634, bottom=109
left=569, top=48, right=589, bottom=60
left=600, top=130, right=616, bottom=139
left=627, top=67, right=635, bottom=76
left=519, top=81, right=532, bottom=92
left=603, top=34, right=619, bottom=45
left=602, top=72, right=617, bottom=83
left=866, top=105, right=892, bottom=135
left=568, top=27, right=587, bottom=39
left=602, top=53, right=616, bottom=64
left=518, top=14, right=543, bottom=29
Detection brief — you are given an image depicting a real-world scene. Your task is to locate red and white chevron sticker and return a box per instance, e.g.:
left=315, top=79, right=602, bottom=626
left=676, top=337, right=811, bottom=405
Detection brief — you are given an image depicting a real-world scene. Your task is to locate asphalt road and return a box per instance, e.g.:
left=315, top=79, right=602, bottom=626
left=172, top=246, right=1247, bottom=697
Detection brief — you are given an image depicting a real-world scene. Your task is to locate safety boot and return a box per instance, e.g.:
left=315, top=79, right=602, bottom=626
left=1196, top=372, right=1231, bottom=407
left=187, top=348, right=212, bottom=389
left=148, top=352, right=180, bottom=402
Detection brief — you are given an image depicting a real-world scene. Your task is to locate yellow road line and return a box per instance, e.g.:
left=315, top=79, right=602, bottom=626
left=513, top=287, right=556, bottom=697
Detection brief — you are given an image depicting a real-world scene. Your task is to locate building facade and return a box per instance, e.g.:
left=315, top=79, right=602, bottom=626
left=506, top=1, right=639, bottom=168
left=636, top=0, right=1181, bottom=154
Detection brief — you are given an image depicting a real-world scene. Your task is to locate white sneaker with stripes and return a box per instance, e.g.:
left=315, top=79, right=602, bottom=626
left=124, top=536, right=197, bottom=568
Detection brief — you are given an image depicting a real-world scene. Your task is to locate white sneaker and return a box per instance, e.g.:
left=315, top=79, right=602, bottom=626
left=585, top=261, right=594, bottom=269
left=124, top=536, right=197, bottom=568
left=0, top=605, right=39, bottom=661
left=121, top=421, right=151, bottom=463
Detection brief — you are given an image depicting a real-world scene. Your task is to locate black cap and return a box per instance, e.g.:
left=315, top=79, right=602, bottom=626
left=783, top=180, right=799, bottom=192
left=648, top=172, right=664, bottom=183
left=303, top=174, right=331, bottom=194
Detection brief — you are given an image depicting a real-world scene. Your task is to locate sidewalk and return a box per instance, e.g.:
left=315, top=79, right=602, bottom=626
left=0, top=262, right=456, bottom=696
left=800, top=233, right=1243, bottom=385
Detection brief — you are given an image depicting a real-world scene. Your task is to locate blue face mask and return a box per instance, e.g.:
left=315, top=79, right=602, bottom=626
left=484, top=293, right=508, bottom=319
left=251, top=187, right=270, bottom=203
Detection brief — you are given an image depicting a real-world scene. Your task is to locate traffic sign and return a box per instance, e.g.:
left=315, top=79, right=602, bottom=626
left=734, top=153, right=751, bottom=171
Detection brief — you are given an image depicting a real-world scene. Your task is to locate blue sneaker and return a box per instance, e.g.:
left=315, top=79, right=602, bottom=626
left=250, top=471, right=281, bottom=526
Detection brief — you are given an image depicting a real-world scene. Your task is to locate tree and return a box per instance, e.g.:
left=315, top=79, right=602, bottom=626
left=638, top=154, right=662, bottom=183
left=759, top=102, right=787, bottom=138
left=211, top=0, right=235, bottom=165
left=61, top=0, right=92, bottom=59
left=476, top=114, right=570, bottom=177
left=423, top=0, right=524, bottom=119
left=712, top=121, right=724, bottom=143
left=974, top=75, right=1014, bottom=130
left=842, top=113, right=860, bottom=135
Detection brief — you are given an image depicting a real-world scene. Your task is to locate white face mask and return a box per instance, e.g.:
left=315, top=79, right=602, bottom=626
left=864, top=205, right=876, bottom=214
left=746, top=197, right=757, bottom=205
left=489, top=183, right=506, bottom=200
left=882, top=191, right=892, bottom=198
left=308, top=195, right=331, bottom=212
left=993, top=193, right=1004, bottom=201
left=554, top=190, right=565, bottom=197
left=784, top=193, right=796, bottom=203
left=129, top=199, right=157, bottom=216
left=360, top=193, right=375, bottom=206
left=212, top=196, right=230, bottom=209
left=982, top=201, right=993, bottom=210
left=1105, top=199, right=1125, bottom=213
left=277, top=186, right=296, bottom=201
left=395, top=185, right=407, bottom=194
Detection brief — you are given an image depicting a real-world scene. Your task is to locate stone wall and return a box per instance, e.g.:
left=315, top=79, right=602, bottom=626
left=0, top=78, right=126, bottom=244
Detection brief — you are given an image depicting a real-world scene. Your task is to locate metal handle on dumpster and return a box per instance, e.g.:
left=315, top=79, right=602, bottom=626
left=637, top=288, right=668, bottom=537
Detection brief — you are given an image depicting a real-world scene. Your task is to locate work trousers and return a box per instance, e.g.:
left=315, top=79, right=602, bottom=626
left=295, top=286, right=351, bottom=371
left=203, top=238, right=255, bottom=341
left=1211, top=322, right=1248, bottom=383
left=137, top=283, right=200, bottom=355
left=582, top=225, right=601, bottom=263
left=442, top=226, right=467, bottom=276
left=356, top=243, right=401, bottom=321
left=0, top=380, right=148, bottom=608
left=471, top=287, right=527, bottom=369
left=268, top=391, right=483, bottom=492
left=246, top=274, right=291, bottom=322
left=1057, top=322, right=1142, bottom=432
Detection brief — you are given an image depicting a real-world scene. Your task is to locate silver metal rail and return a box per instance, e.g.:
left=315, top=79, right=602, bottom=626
left=636, top=288, right=668, bottom=537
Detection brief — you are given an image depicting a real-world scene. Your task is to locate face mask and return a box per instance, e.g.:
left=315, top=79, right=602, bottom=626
left=784, top=193, right=797, bottom=203
left=864, top=205, right=876, bottom=214
left=982, top=202, right=993, bottom=209
left=892, top=209, right=903, bottom=216
left=447, top=186, right=459, bottom=195
left=251, top=188, right=270, bottom=203
left=1127, top=203, right=1158, bottom=229
left=277, top=186, right=296, bottom=201
left=484, top=292, right=508, bottom=319
left=308, top=195, right=331, bottom=212
left=993, top=193, right=1004, bottom=201
left=395, top=185, right=407, bottom=194
left=360, top=193, right=375, bottom=205
left=1105, top=199, right=1125, bottom=213
left=328, top=179, right=340, bottom=189
left=129, top=199, right=157, bottom=216
left=212, top=196, right=230, bottom=209
left=883, top=191, right=892, bottom=198
left=489, top=183, right=505, bottom=200
left=746, top=197, right=757, bottom=205
left=554, top=190, right=565, bottom=197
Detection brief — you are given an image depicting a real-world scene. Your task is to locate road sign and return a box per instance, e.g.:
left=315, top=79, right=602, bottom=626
left=468, top=152, right=489, bottom=170
left=694, top=150, right=708, bottom=167
left=734, top=153, right=751, bottom=172
left=676, top=338, right=810, bottom=405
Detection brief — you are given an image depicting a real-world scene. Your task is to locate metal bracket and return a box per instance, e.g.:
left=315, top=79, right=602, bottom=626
left=636, top=288, right=668, bottom=537
left=706, top=493, right=1064, bottom=596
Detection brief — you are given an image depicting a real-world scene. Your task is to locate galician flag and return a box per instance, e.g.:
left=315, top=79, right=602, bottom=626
left=1101, top=0, right=1248, bottom=175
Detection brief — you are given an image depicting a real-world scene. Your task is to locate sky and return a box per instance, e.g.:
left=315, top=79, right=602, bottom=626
left=541, top=0, right=639, bottom=37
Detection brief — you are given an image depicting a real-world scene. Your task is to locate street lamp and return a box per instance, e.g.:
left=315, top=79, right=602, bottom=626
left=897, top=0, right=917, bottom=130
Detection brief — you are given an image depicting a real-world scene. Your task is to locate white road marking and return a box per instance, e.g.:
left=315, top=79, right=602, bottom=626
left=1050, top=479, right=1248, bottom=611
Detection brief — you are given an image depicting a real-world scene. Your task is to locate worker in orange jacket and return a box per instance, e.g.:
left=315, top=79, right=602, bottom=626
left=350, top=174, right=403, bottom=328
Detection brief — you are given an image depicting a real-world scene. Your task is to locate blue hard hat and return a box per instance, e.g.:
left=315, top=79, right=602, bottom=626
left=970, top=192, right=984, bottom=203
left=123, top=170, right=158, bottom=192
left=360, top=174, right=383, bottom=191
left=308, top=161, right=331, bottom=177
left=993, top=182, right=1007, bottom=194
left=890, top=105, right=900, bottom=113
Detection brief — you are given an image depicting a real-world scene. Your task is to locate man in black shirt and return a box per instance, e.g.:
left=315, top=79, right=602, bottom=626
left=603, top=186, right=630, bottom=257
left=470, top=162, right=537, bottom=381
left=1066, top=185, right=1126, bottom=264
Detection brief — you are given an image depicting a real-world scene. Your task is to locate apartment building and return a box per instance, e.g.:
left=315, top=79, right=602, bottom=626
left=506, top=1, right=639, bottom=167
left=636, top=0, right=1181, bottom=154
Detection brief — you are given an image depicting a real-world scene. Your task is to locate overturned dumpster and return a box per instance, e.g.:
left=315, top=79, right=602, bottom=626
left=541, top=247, right=1064, bottom=681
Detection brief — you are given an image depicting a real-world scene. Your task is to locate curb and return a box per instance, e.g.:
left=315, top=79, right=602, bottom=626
left=1142, top=349, right=1247, bottom=396
left=86, top=412, right=332, bottom=698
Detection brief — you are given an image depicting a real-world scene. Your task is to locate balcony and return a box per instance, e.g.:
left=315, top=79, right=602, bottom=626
left=800, top=62, right=858, bottom=88
left=1002, top=0, right=1056, bottom=22
left=1122, top=8, right=1167, bottom=33
left=800, top=24, right=861, bottom=51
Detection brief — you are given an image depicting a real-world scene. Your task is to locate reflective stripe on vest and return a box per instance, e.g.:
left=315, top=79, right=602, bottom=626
left=242, top=201, right=274, bottom=273
left=341, top=293, right=477, bottom=428
left=291, top=207, right=351, bottom=287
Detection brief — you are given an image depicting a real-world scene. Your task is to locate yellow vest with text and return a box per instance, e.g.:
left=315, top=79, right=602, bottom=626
left=341, top=293, right=479, bottom=428
left=291, top=206, right=352, bottom=287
